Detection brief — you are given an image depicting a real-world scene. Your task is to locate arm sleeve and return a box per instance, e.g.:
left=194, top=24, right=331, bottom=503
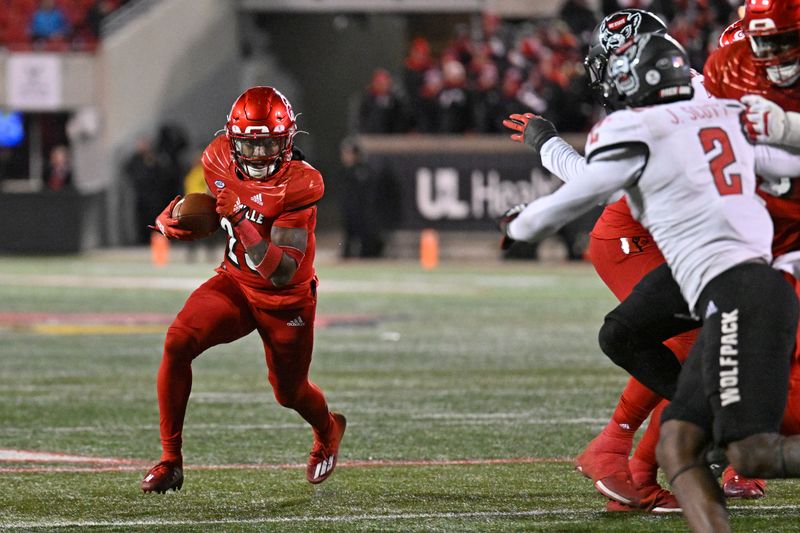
left=755, top=144, right=800, bottom=180
left=540, top=137, right=586, bottom=183
left=274, top=206, right=314, bottom=229
left=508, top=153, right=646, bottom=243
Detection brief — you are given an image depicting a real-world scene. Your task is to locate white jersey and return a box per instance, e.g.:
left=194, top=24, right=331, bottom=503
left=587, top=99, right=770, bottom=309
left=509, top=97, right=800, bottom=310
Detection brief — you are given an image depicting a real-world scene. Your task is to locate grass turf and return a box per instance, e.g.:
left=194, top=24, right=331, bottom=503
left=1, top=253, right=799, bottom=531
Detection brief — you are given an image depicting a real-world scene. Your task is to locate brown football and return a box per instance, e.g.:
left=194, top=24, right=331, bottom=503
left=172, top=193, right=219, bottom=239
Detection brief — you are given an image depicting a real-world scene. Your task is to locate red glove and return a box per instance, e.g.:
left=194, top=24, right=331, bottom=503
left=150, top=196, right=193, bottom=240
left=215, top=188, right=247, bottom=224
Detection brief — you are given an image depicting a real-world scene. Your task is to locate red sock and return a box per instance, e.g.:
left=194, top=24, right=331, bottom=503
left=604, top=377, right=662, bottom=443
left=630, top=399, right=668, bottom=485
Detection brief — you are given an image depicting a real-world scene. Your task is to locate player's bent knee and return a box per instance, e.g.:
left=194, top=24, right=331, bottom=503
left=727, top=433, right=784, bottom=478
left=598, top=316, right=636, bottom=367
left=163, top=324, right=201, bottom=362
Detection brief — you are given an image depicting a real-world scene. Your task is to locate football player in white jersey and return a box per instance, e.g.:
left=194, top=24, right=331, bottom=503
left=501, top=33, right=800, bottom=532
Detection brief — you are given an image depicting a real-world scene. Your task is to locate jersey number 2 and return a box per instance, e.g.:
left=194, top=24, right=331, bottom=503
left=698, top=127, right=742, bottom=196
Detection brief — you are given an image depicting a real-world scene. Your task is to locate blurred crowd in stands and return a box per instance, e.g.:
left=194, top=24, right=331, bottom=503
left=0, top=0, right=129, bottom=52
left=354, top=0, right=741, bottom=135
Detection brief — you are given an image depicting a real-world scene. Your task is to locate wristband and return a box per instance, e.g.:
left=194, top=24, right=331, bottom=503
left=255, top=243, right=284, bottom=278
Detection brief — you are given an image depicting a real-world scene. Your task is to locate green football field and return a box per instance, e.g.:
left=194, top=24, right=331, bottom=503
left=1, top=251, right=799, bottom=532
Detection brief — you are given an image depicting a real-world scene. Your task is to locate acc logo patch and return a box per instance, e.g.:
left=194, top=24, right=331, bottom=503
left=214, top=180, right=225, bottom=188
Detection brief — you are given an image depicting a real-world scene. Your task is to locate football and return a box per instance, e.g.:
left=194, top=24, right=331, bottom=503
left=172, top=193, right=219, bottom=239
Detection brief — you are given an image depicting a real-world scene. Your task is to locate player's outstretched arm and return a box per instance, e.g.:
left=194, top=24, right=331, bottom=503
left=507, top=152, right=645, bottom=244
left=503, top=112, right=586, bottom=183
left=150, top=195, right=194, bottom=240
left=742, top=95, right=800, bottom=148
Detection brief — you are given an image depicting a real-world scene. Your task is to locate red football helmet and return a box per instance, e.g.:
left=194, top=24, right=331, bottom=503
left=225, top=86, right=297, bottom=180
left=718, top=19, right=745, bottom=48
left=744, top=0, right=800, bottom=86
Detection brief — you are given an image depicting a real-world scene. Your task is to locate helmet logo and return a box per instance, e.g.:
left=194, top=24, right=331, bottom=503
left=229, top=125, right=271, bottom=134
left=601, top=11, right=642, bottom=51
left=645, top=69, right=661, bottom=84
left=749, top=17, right=776, bottom=32
left=608, top=33, right=650, bottom=97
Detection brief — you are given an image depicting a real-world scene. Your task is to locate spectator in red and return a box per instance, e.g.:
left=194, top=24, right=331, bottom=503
left=404, top=36, right=433, bottom=105
left=356, top=68, right=409, bottom=134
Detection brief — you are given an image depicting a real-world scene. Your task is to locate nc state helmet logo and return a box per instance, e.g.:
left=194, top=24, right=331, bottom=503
left=608, top=34, right=650, bottom=97
left=601, top=11, right=642, bottom=52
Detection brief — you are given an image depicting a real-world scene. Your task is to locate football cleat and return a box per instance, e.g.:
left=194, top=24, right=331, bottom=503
left=722, top=466, right=766, bottom=499
left=307, top=412, right=346, bottom=484
left=141, top=461, right=184, bottom=494
left=606, top=485, right=682, bottom=514
left=575, top=434, right=640, bottom=507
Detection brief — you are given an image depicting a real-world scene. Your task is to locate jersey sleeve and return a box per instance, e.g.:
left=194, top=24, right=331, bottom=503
left=274, top=206, right=314, bottom=229
left=702, top=53, right=724, bottom=98
left=584, top=110, right=651, bottom=164
left=284, top=166, right=325, bottom=211
left=540, top=137, right=586, bottom=183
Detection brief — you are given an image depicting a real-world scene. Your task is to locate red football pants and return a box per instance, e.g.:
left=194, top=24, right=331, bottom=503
left=157, top=272, right=330, bottom=463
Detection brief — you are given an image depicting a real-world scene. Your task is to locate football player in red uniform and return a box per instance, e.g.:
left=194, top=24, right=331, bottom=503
left=140, top=86, right=346, bottom=493
left=704, top=0, right=800, bottom=498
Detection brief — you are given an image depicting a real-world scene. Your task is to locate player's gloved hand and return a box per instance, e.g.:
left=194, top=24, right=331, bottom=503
left=502, top=113, right=558, bottom=154
left=150, top=195, right=194, bottom=241
left=497, top=203, right=528, bottom=250
left=741, top=95, right=791, bottom=144
left=215, top=188, right=247, bottom=225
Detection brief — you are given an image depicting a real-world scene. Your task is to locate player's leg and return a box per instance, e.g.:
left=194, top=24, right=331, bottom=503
left=577, top=237, right=686, bottom=506
left=658, top=334, right=729, bottom=532
left=709, top=265, right=799, bottom=480
left=142, top=273, right=256, bottom=493
left=253, top=299, right=345, bottom=484
left=663, top=263, right=798, bottom=531
left=599, top=263, right=699, bottom=400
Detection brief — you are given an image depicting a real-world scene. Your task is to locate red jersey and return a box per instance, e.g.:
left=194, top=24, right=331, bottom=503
left=704, top=39, right=800, bottom=257
left=202, top=135, right=324, bottom=308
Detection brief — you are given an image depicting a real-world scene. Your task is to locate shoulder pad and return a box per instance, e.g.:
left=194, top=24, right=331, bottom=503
left=283, top=161, right=324, bottom=211
left=585, top=110, right=649, bottom=162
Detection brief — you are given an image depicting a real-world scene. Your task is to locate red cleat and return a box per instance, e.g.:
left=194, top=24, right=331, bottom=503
left=141, top=461, right=183, bottom=494
left=722, top=466, right=766, bottom=499
left=575, top=434, right=640, bottom=507
left=606, top=483, right=682, bottom=514
left=307, top=412, right=346, bottom=484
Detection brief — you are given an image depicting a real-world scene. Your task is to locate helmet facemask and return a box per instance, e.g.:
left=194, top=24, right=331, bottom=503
left=229, top=132, right=294, bottom=180
left=749, top=30, right=800, bottom=86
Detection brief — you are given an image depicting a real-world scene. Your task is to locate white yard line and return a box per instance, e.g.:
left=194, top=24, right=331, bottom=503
left=5, top=506, right=800, bottom=529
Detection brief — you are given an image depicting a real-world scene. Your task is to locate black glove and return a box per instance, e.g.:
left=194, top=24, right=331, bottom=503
left=502, top=113, right=558, bottom=154
left=497, top=203, right=528, bottom=250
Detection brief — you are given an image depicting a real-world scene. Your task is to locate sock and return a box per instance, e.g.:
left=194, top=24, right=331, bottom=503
left=605, top=377, right=663, bottom=443
left=630, top=400, right=668, bottom=486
